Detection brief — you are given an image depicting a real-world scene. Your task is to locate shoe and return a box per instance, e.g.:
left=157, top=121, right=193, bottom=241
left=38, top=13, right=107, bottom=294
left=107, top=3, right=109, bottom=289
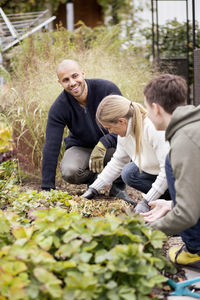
left=115, top=190, right=137, bottom=206
left=134, top=198, right=150, bottom=214
left=168, top=245, right=200, bottom=269
left=109, top=183, right=124, bottom=197
left=109, top=186, right=137, bottom=206
left=81, top=187, right=99, bottom=199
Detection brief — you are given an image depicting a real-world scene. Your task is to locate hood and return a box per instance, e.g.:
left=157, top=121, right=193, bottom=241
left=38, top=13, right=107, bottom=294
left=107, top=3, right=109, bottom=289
left=166, top=105, right=200, bottom=141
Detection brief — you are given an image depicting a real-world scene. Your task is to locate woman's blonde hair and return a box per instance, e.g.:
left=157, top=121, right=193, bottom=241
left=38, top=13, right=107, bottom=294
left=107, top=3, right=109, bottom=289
left=96, top=95, right=146, bottom=166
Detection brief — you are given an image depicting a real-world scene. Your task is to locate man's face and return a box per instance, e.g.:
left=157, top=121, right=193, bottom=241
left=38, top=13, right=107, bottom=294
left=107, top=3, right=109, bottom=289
left=57, top=63, right=87, bottom=99
left=144, top=97, right=165, bottom=130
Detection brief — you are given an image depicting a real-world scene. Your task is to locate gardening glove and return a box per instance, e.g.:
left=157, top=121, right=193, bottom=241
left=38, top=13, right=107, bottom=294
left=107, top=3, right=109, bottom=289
left=89, top=141, right=106, bottom=173
left=134, top=198, right=150, bottom=214
left=81, top=187, right=99, bottom=199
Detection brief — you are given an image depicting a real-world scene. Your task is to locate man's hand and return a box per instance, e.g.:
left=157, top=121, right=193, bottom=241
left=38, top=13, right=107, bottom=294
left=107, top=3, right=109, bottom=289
left=141, top=199, right=172, bottom=223
left=89, top=141, right=106, bottom=173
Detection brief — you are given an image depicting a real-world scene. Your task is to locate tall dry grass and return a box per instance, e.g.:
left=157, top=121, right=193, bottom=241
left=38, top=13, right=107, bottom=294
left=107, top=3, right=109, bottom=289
left=1, top=24, right=154, bottom=175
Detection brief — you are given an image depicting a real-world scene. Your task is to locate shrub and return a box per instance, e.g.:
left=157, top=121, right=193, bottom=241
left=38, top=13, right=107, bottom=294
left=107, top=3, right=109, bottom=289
left=0, top=116, right=14, bottom=162
left=0, top=119, right=21, bottom=208
left=0, top=208, right=174, bottom=300
left=0, top=159, right=21, bottom=209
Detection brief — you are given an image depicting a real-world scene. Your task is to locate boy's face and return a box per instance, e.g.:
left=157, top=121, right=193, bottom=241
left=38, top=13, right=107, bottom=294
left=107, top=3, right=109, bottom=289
left=144, top=97, right=166, bottom=130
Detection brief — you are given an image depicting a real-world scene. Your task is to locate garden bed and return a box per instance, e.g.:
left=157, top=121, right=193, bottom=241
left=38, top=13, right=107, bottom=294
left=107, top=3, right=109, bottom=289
left=0, top=158, right=187, bottom=299
left=22, top=176, right=187, bottom=285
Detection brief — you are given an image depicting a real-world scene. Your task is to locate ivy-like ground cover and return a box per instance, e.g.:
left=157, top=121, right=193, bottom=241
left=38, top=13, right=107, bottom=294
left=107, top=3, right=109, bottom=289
left=0, top=206, right=175, bottom=300
left=0, top=160, right=175, bottom=300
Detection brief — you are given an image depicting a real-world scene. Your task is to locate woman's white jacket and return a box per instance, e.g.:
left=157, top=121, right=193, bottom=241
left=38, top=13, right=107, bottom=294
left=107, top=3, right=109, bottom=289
left=90, top=117, right=169, bottom=202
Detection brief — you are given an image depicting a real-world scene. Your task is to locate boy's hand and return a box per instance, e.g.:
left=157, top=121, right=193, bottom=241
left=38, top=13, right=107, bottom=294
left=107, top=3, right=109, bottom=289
left=141, top=199, right=172, bottom=223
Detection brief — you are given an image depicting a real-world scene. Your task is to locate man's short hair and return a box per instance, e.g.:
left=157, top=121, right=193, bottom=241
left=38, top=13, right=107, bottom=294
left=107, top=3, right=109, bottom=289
left=144, top=74, right=187, bottom=114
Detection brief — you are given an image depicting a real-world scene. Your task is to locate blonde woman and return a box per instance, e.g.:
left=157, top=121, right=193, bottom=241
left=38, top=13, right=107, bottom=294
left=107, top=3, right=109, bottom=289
left=82, top=95, right=170, bottom=213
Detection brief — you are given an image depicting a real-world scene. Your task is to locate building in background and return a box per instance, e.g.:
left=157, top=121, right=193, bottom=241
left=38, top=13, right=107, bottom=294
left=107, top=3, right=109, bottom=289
left=54, top=0, right=104, bottom=30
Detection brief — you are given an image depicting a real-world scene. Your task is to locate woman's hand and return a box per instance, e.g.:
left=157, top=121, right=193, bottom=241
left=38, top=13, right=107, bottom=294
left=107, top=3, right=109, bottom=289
left=141, top=199, right=172, bottom=223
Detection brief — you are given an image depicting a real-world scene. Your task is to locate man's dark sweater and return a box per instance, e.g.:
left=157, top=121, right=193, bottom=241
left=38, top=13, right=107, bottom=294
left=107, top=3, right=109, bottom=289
left=41, top=79, right=122, bottom=190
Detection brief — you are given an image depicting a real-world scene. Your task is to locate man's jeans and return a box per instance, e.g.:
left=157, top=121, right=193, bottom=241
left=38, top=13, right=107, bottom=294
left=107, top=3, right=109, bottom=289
left=165, top=154, right=200, bottom=253
left=121, top=161, right=171, bottom=199
left=60, top=146, right=125, bottom=189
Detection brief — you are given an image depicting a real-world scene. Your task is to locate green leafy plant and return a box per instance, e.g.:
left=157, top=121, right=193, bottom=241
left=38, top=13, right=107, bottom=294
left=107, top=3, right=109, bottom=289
left=5, top=188, right=134, bottom=224
left=97, top=0, right=135, bottom=25
left=0, top=123, right=13, bottom=154
left=0, top=159, right=175, bottom=299
left=0, top=208, right=175, bottom=300
left=1, top=0, right=66, bottom=14
left=0, top=159, right=21, bottom=209
left=143, top=19, right=200, bottom=84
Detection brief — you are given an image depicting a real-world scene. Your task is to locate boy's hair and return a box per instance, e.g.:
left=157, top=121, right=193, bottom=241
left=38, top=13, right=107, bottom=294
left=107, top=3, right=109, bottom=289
left=144, top=74, right=187, bottom=114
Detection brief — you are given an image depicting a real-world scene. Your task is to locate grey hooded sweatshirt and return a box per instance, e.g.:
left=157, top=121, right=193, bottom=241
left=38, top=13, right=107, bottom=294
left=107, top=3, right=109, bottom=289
left=151, top=105, right=200, bottom=240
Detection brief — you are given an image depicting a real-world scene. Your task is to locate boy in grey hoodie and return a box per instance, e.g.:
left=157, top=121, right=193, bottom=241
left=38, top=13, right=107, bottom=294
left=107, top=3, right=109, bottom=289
left=142, top=73, right=200, bottom=270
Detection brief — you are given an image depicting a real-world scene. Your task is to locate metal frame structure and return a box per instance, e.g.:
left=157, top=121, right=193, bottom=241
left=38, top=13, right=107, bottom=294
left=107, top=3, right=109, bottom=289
left=0, top=8, right=56, bottom=52
left=151, top=0, right=198, bottom=104
left=0, top=8, right=56, bottom=86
